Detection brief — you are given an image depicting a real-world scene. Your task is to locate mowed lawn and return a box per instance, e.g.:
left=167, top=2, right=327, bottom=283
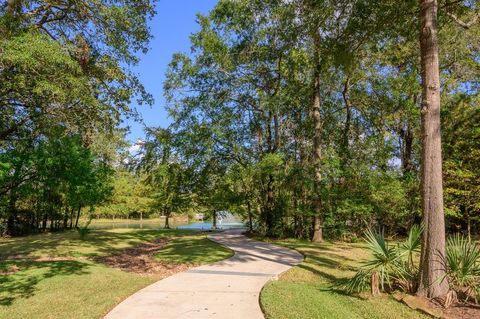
left=0, top=228, right=232, bottom=319
left=260, top=239, right=428, bottom=319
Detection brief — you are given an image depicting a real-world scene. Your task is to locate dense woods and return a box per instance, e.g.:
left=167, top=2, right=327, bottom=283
left=159, top=0, right=479, bottom=241
left=1, top=0, right=479, bottom=302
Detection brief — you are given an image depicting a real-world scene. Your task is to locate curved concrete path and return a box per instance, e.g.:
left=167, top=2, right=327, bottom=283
left=105, top=229, right=303, bottom=319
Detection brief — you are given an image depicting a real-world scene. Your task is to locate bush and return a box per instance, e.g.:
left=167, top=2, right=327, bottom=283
left=345, top=225, right=422, bottom=294
left=346, top=227, right=480, bottom=305
left=445, top=234, right=480, bottom=303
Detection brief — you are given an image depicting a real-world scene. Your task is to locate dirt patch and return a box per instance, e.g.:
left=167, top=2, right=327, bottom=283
left=432, top=299, right=480, bottom=319
left=91, top=238, right=191, bottom=276
left=398, top=293, right=480, bottom=319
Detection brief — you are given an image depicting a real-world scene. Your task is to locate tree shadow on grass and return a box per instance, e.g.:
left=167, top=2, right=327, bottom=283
left=0, top=229, right=194, bottom=260
left=0, top=260, right=90, bottom=306
left=297, top=262, right=368, bottom=300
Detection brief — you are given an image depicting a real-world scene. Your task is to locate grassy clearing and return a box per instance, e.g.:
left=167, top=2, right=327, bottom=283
left=260, top=239, right=429, bottom=319
left=0, top=228, right=230, bottom=319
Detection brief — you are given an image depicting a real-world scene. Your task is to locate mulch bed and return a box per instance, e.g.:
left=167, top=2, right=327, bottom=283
left=398, top=293, right=480, bottom=319
left=432, top=299, right=480, bottom=319
left=91, top=238, right=191, bottom=276
left=2, top=238, right=193, bottom=277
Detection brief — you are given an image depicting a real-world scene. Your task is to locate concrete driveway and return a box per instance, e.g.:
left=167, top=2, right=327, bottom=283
left=104, top=229, right=303, bottom=319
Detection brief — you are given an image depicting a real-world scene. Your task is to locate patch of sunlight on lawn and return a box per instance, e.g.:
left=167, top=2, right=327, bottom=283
left=155, top=236, right=233, bottom=264
left=0, top=260, right=156, bottom=319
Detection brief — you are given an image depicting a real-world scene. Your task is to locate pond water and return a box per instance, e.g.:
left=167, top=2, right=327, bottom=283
left=177, top=222, right=245, bottom=230
left=89, top=219, right=245, bottom=231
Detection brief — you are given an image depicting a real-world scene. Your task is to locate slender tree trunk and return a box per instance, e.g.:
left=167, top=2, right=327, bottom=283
left=212, top=209, right=217, bottom=230
left=164, top=208, right=170, bottom=229
left=311, top=34, right=323, bottom=243
left=266, top=174, right=275, bottom=232
left=42, top=213, right=47, bottom=231
left=75, top=206, right=81, bottom=228
left=63, top=206, right=69, bottom=229
left=69, top=208, right=74, bottom=229
left=5, top=191, right=17, bottom=236
left=341, top=77, right=352, bottom=171
left=417, top=0, right=449, bottom=299
left=264, top=111, right=276, bottom=234
left=247, top=201, right=253, bottom=232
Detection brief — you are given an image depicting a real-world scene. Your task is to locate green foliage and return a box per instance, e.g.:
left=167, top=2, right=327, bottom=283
left=94, top=170, right=153, bottom=219
left=346, top=226, right=423, bottom=294
left=445, top=234, right=480, bottom=301
left=398, top=224, right=423, bottom=268
left=0, top=0, right=155, bottom=235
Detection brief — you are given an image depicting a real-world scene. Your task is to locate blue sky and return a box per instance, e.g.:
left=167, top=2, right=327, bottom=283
left=123, top=0, right=218, bottom=143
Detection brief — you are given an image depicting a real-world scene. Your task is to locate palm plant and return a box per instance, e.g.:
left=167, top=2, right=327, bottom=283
left=445, top=234, right=480, bottom=302
left=346, top=225, right=423, bottom=294
left=398, top=224, right=423, bottom=268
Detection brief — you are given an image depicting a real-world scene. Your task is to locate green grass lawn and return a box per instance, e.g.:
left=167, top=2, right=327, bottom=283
left=155, top=236, right=233, bottom=264
left=260, top=239, right=429, bottom=319
left=0, top=228, right=232, bottom=319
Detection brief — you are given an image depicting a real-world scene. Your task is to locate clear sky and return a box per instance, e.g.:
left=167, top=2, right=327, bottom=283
left=123, top=0, right=218, bottom=143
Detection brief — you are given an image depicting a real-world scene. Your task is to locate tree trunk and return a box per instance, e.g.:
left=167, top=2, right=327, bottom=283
left=417, top=0, right=449, bottom=299
left=265, top=174, right=275, bottom=232
left=341, top=77, right=352, bottom=171
left=69, top=208, right=74, bottom=229
left=401, top=121, right=414, bottom=174
left=371, top=272, right=380, bottom=296
left=75, top=206, right=81, bottom=228
left=311, top=33, right=323, bottom=243
left=164, top=208, right=170, bottom=229
left=5, top=191, right=17, bottom=236
left=212, top=209, right=217, bottom=230
left=42, top=213, right=47, bottom=232
left=247, top=201, right=253, bottom=233
left=63, top=206, right=69, bottom=229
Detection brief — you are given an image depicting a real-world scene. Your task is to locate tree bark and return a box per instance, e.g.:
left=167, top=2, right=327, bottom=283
left=247, top=201, right=253, bottom=232
left=75, top=206, right=81, bottom=228
left=5, top=191, right=17, bottom=236
left=164, top=208, right=170, bottom=229
left=341, top=77, right=352, bottom=171
left=69, top=207, right=74, bottom=229
left=401, top=120, right=414, bottom=174
left=212, top=209, right=217, bottom=230
left=417, top=0, right=449, bottom=299
left=311, top=33, right=323, bottom=243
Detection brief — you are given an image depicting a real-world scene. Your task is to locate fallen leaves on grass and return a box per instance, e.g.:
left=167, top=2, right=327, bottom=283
left=91, top=238, right=190, bottom=276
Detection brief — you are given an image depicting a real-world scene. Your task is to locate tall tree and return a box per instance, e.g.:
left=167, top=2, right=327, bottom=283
left=417, top=0, right=449, bottom=298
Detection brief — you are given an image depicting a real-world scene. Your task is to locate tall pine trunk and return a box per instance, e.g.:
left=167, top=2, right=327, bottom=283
left=311, top=33, right=323, bottom=243
left=417, top=0, right=449, bottom=299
